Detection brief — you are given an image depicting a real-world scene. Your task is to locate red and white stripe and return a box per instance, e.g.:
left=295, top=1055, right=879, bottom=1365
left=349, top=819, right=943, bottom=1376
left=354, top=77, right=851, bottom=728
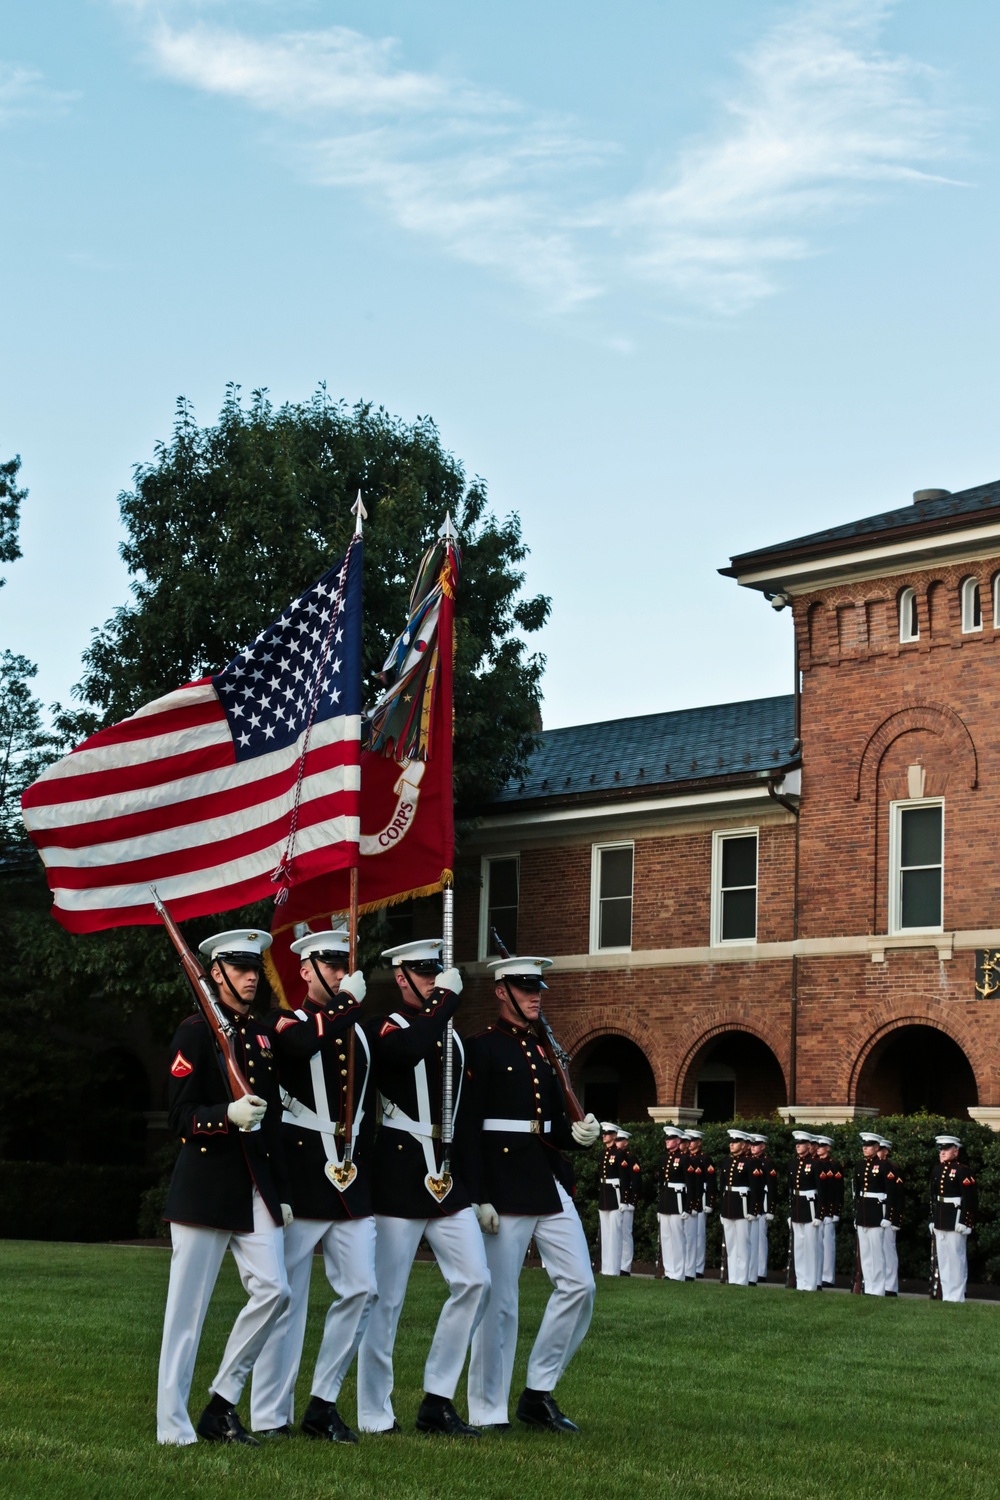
left=21, top=679, right=360, bottom=933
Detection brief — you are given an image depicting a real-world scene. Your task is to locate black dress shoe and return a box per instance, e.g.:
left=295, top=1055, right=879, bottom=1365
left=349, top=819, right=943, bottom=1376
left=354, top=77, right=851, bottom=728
left=301, top=1397, right=358, bottom=1443
left=415, top=1397, right=481, bottom=1438
left=369, top=1421, right=402, bottom=1435
left=196, top=1403, right=259, bottom=1446
left=515, top=1389, right=580, bottom=1434
left=256, top=1425, right=292, bottom=1441
left=483, top=1422, right=511, bottom=1433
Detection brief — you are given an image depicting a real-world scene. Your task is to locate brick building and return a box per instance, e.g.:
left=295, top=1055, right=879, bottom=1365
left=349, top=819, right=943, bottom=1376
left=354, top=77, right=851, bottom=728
left=445, top=479, right=1000, bottom=1130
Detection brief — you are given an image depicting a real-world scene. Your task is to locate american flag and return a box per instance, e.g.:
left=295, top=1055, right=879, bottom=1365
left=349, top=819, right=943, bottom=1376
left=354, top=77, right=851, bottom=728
left=21, top=539, right=363, bottom=934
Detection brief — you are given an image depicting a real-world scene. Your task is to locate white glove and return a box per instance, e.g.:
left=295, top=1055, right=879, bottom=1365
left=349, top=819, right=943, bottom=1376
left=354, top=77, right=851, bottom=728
left=618, top=1204, right=628, bottom=1214
left=889, top=1224, right=899, bottom=1234
left=957, top=1223, right=972, bottom=1237
left=680, top=1211, right=689, bottom=1221
left=339, top=969, right=366, bottom=1004
left=929, top=1222, right=936, bottom=1235
left=765, top=1213, right=774, bottom=1223
left=787, top=1217, right=793, bottom=1228
left=280, top=1203, right=294, bottom=1229
left=474, top=1202, right=499, bottom=1235
left=228, top=1095, right=267, bottom=1130
left=704, top=1206, right=713, bottom=1217
left=811, top=1219, right=822, bottom=1230
left=748, top=1213, right=759, bottom=1221
left=437, top=967, right=463, bottom=995
left=831, top=1215, right=840, bottom=1224
left=571, top=1112, right=600, bottom=1147
left=880, top=1218, right=893, bottom=1229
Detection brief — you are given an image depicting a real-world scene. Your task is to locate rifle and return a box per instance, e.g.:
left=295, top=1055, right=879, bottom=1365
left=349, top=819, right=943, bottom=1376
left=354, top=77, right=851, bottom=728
left=490, top=927, right=585, bottom=1123
left=329, top=865, right=359, bottom=1190
left=785, top=1201, right=798, bottom=1290
left=852, top=1229, right=863, bottom=1294
left=425, top=883, right=455, bottom=1203
left=150, top=887, right=257, bottom=1121
left=929, top=1222, right=942, bottom=1300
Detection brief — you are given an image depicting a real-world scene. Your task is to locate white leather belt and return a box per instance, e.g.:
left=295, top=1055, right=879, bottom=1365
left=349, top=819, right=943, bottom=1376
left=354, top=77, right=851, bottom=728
left=862, top=1192, right=887, bottom=1201
left=381, top=1107, right=440, bottom=1140
left=729, top=1185, right=749, bottom=1194
left=943, top=1196, right=962, bottom=1206
left=604, top=1176, right=621, bottom=1186
left=483, top=1118, right=551, bottom=1134
left=795, top=1189, right=817, bottom=1199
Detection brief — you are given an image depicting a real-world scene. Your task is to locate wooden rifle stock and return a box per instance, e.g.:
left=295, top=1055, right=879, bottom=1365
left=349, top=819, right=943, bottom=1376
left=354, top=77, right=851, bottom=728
left=490, top=928, right=585, bottom=1123
left=150, top=888, right=255, bottom=1106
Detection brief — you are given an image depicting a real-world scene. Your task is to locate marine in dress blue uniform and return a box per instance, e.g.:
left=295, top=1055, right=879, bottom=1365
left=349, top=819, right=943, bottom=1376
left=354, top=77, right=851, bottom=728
left=465, top=956, right=600, bottom=1434
left=616, top=1129, right=641, bottom=1275
left=356, top=939, right=489, bottom=1439
left=658, top=1127, right=690, bottom=1282
left=719, top=1129, right=754, bottom=1285
left=930, top=1134, right=977, bottom=1302
left=251, top=928, right=375, bottom=1443
left=788, top=1132, right=823, bottom=1291
left=815, top=1136, right=843, bottom=1287
left=156, top=930, right=291, bottom=1447
left=853, top=1132, right=891, bottom=1296
left=597, top=1123, right=624, bottom=1275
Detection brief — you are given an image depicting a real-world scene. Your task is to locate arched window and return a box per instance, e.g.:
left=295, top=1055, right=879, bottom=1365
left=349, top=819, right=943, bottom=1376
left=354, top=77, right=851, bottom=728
left=960, top=576, right=982, bottom=634
left=898, top=587, right=919, bottom=643
left=993, top=573, right=1000, bottom=629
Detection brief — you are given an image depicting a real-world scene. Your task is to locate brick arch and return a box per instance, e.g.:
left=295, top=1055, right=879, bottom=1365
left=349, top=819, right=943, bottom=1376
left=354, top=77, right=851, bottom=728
left=846, top=1011, right=987, bottom=1105
left=854, top=704, right=978, bottom=801
left=674, top=1019, right=789, bottom=1108
left=565, top=1016, right=664, bottom=1076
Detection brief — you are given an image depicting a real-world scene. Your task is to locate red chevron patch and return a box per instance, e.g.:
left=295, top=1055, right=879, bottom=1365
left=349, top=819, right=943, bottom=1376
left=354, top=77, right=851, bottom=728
left=170, top=1051, right=193, bottom=1078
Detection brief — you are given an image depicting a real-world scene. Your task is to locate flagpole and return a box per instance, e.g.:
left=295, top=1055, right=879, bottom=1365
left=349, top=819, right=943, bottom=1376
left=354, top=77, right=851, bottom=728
left=437, top=516, right=457, bottom=1191
left=333, top=494, right=366, bottom=1190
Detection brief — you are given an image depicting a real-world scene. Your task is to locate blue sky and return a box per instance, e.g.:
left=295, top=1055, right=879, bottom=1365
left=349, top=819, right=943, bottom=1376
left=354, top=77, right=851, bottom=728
left=2, top=0, right=999, bottom=729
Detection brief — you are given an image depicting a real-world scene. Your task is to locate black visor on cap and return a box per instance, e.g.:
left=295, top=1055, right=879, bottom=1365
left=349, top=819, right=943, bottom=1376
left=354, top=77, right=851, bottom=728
left=311, top=951, right=350, bottom=966
left=214, top=951, right=263, bottom=970
left=504, top=974, right=545, bottom=992
left=404, top=959, right=444, bottom=976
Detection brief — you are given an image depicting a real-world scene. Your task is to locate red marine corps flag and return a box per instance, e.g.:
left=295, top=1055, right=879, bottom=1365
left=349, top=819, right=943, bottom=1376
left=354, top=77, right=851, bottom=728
left=269, top=518, right=459, bottom=1003
left=21, top=536, right=364, bottom=932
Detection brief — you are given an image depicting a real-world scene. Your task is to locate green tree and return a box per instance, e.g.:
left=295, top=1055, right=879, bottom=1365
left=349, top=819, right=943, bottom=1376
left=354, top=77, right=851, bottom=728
left=75, top=386, right=550, bottom=811
left=0, top=652, right=56, bottom=845
left=0, top=447, right=26, bottom=588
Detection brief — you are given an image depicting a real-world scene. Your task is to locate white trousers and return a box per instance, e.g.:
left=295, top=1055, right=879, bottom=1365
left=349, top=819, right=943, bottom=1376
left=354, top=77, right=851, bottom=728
left=792, top=1222, right=821, bottom=1291
left=157, top=1190, right=289, bottom=1445
left=619, top=1206, right=635, bottom=1273
left=882, top=1226, right=899, bottom=1293
left=251, top=1215, right=377, bottom=1431
left=468, top=1180, right=595, bottom=1426
left=598, top=1208, right=623, bottom=1276
left=682, top=1211, right=699, bottom=1279
left=722, top=1215, right=750, bottom=1286
left=857, top=1225, right=886, bottom=1296
left=357, top=1208, right=489, bottom=1432
left=659, top=1213, right=687, bottom=1281
left=821, top=1219, right=836, bottom=1284
left=748, top=1215, right=768, bottom=1282
left=934, top=1228, right=969, bottom=1302
left=696, top=1209, right=707, bottom=1275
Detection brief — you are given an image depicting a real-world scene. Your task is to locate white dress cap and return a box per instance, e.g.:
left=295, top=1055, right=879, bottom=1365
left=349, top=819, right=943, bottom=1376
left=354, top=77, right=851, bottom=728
left=616, top=1130, right=631, bottom=1140
left=380, top=938, right=444, bottom=966
left=858, top=1132, right=881, bottom=1144
left=198, top=928, right=272, bottom=964
left=290, top=926, right=350, bottom=959
left=792, top=1130, right=814, bottom=1143
left=727, top=1128, right=748, bottom=1141
left=878, top=1138, right=892, bottom=1150
left=487, top=955, right=553, bottom=987
left=686, top=1129, right=704, bottom=1140
left=664, top=1125, right=684, bottom=1138
left=814, top=1135, right=833, bottom=1147
left=935, top=1134, right=962, bottom=1148
left=748, top=1133, right=768, bottom=1144
left=601, top=1122, right=620, bottom=1134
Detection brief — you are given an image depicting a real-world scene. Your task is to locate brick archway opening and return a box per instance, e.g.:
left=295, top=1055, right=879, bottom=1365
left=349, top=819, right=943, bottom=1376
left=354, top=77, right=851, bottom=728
left=855, top=1024, right=978, bottom=1118
left=682, top=1030, right=787, bottom=1122
left=570, top=1034, right=657, bottom=1124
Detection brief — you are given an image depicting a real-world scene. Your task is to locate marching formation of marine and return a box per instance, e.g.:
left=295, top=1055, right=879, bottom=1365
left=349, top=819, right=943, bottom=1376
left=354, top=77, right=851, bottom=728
left=598, top=1125, right=977, bottom=1303
left=156, top=928, right=602, bottom=1447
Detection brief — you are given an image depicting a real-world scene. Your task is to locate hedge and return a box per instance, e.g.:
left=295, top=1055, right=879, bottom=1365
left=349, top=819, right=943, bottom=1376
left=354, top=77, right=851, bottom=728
left=0, top=1162, right=156, bottom=1242
left=572, top=1114, right=1000, bottom=1284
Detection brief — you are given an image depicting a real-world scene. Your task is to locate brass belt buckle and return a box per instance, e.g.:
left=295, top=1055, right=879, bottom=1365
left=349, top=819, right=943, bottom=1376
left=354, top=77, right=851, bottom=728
left=529, top=1120, right=540, bottom=1135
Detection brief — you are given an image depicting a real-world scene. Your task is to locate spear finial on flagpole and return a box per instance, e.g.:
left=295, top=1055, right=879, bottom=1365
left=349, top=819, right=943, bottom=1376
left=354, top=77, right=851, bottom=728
left=438, top=511, right=455, bottom=541
left=352, top=490, right=368, bottom=535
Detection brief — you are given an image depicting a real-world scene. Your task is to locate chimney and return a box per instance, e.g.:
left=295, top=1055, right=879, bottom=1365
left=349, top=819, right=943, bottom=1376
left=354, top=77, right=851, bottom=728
left=913, top=488, right=951, bottom=504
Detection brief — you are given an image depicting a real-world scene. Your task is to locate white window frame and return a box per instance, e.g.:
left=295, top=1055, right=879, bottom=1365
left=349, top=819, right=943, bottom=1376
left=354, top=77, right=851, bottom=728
left=960, top=576, right=982, bottom=634
left=898, top=587, right=919, bottom=643
left=993, top=574, right=1000, bottom=628
left=478, top=853, right=520, bottom=960
left=711, top=827, right=759, bottom=947
left=590, top=841, right=634, bottom=954
left=888, top=797, right=944, bottom=936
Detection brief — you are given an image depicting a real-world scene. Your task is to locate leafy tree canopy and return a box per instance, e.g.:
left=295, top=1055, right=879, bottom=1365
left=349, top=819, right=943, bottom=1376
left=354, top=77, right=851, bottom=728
left=75, top=385, right=550, bottom=812
left=0, top=446, right=25, bottom=588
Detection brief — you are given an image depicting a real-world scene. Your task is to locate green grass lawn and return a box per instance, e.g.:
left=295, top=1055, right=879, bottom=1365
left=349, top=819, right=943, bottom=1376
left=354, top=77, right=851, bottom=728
left=1, top=1243, right=999, bottom=1500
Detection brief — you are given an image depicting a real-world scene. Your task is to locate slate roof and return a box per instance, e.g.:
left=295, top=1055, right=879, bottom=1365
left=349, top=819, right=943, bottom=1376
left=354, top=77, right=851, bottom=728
left=488, top=694, right=798, bottom=810
left=722, top=478, right=1000, bottom=576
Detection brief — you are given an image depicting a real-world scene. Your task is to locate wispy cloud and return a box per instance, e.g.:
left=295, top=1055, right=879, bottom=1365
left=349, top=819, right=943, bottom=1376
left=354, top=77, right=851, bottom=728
left=619, top=0, right=965, bottom=311
left=0, top=62, right=76, bottom=126
left=140, top=1, right=964, bottom=317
